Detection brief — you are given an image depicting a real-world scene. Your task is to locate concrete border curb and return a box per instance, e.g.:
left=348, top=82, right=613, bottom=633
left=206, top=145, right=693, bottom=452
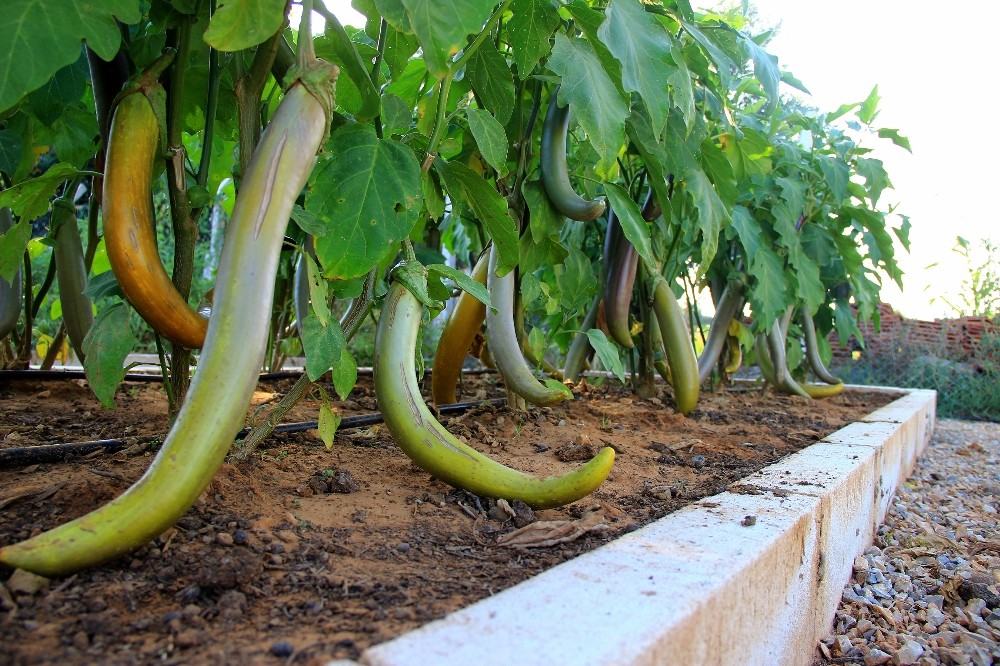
left=331, top=387, right=936, bottom=666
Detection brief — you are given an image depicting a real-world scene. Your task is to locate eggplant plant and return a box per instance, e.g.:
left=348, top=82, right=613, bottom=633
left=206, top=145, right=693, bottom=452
left=0, top=0, right=911, bottom=574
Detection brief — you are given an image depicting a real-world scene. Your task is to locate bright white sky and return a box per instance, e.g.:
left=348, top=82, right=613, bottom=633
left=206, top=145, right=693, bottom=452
left=316, top=0, right=997, bottom=320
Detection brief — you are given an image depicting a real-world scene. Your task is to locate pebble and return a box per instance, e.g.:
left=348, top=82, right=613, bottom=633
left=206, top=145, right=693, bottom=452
left=865, top=648, right=892, bottom=665
left=395, top=542, right=411, bottom=553
left=894, top=639, right=924, bottom=664
left=215, top=532, right=234, bottom=546
left=269, top=641, right=294, bottom=657
left=817, top=420, right=1000, bottom=666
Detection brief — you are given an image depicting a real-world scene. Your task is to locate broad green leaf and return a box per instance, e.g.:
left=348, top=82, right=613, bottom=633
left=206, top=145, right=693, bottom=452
left=741, top=33, right=780, bottom=109
left=372, top=0, right=413, bottom=32
left=676, top=17, right=736, bottom=91
left=427, top=263, right=493, bottom=312
left=466, top=108, right=508, bottom=173
left=587, top=328, right=626, bottom=384
left=730, top=205, right=763, bottom=260
left=381, top=93, right=413, bottom=134
left=507, top=0, right=560, bottom=76
left=556, top=244, right=598, bottom=316
left=301, top=313, right=345, bottom=381
left=548, top=34, right=628, bottom=171
left=318, top=399, right=341, bottom=450
left=313, top=15, right=380, bottom=120
left=801, top=224, right=838, bottom=271
left=520, top=234, right=567, bottom=275
left=25, top=55, right=89, bottom=126
left=892, top=214, right=911, bottom=253
left=523, top=179, right=563, bottom=243
left=816, top=154, right=850, bottom=203
left=603, top=183, right=655, bottom=269
left=203, top=0, right=286, bottom=51
left=662, top=109, right=704, bottom=177
left=0, top=217, right=30, bottom=282
left=527, top=327, right=547, bottom=368
left=398, top=0, right=494, bottom=78
left=848, top=205, right=902, bottom=287
left=542, top=378, right=573, bottom=399
left=82, top=271, right=124, bottom=300
left=700, top=138, right=737, bottom=208
left=305, top=253, right=331, bottom=327
left=82, top=302, right=136, bottom=408
left=290, top=204, right=328, bottom=237
left=0, top=130, right=22, bottom=179
left=781, top=70, right=810, bottom=95
left=438, top=160, right=518, bottom=276
left=0, top=0, right=141, bottom=114
left=858, top=85, right=880, bottom=125
left=466, top=39, right=515, bottom=125
left=833, top=297, right=864, bottom=347
left=685, top=169, right=731, bottom=273
left=668, top=40, right=696, bottom=130
left=49, top=104, right=98, bottom=168
left=776, top=176, right=806, bottom=219
left=746, top=248, right=788, bottom=329
left=331, top=349, right=358, bottom=402
left=876, top=128, right=911, bottom=153
left=773, top=203, right=824, bottom=313
left=855, top=157, right=891, bottom=206
left=382, top=27, right=420, bottom=77
left=563, top=1, right=624, bottom=92
left=309, top=124, right=422, bottom=280
left=625, top=105, right=673, bottom=216
left=0, top=163, right=84, bottom=222
left=599, top=0, right=675, bottom=136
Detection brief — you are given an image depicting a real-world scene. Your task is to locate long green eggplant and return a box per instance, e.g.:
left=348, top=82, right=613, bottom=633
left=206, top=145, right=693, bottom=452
left=292, top=235, right=315, bottom=341
left=540, top=95, right=606, bottom=221
left=563, top=294, right=600, bottom=383
left=765, top=320, right=810, bottom=398
left=51, top=201, right=93, bottom=362
left=375, top=278, right=614, bottom=508
left=696, top=282, right=745, bottom=384
left=651, top=277, right=699, bottom=414
left=0, top=65, right=339, bottom=576
left=104, top=89, right=209, bottom=349
left=801, top=310, right=842, bottom=385
left=603, top=207, right=637, bottom=349
left=485, top=245, right=568, bottom=406
left=0, top=207, right=21, bottom=342
left=431, top=252, right=489, bottom=406
left=756, top=326, right=842, bottom=398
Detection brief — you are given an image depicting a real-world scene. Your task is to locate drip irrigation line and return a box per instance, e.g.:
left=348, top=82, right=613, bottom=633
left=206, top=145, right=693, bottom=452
left=0, top=367, right=498, bottom=384
left=0, top=397, right=507, bottom=469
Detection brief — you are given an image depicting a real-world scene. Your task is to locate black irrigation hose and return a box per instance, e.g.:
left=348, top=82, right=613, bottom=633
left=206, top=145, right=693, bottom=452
left=0, top=367, right=499, bottom=384
left=0, top=397, right=507, bottom=468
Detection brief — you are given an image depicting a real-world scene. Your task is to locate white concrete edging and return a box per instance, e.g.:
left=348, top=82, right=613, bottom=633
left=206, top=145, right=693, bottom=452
left=328, top=387, right=936, bottom=666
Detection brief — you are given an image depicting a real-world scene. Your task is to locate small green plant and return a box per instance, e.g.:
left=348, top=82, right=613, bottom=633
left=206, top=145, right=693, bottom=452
left=928, top=236, right=1000, bottom=319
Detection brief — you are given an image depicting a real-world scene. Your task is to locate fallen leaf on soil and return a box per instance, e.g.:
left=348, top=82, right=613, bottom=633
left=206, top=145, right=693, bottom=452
left=497, top=506, right=608, bottom=549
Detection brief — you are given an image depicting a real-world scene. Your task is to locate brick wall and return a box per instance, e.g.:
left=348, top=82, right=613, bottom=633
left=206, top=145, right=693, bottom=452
left=829, top=303, right=998, bottom=363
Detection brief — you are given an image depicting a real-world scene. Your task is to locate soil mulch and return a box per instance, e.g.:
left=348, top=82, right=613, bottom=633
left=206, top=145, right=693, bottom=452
left=0, top=371, right=898, bottom=665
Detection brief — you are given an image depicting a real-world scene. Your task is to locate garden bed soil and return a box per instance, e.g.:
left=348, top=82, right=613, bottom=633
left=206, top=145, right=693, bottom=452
left=0, top=372, right=899, bottom=665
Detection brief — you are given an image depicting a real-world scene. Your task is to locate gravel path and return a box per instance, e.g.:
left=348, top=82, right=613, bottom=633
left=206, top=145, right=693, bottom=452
left=815, top=419, right=1000, bottom=666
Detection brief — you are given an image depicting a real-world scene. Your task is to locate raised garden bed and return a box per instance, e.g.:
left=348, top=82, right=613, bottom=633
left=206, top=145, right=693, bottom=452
left=0, top=372, right=929, bottom=665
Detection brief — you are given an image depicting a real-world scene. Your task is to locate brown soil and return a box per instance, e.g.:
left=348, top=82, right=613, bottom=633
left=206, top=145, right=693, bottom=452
left=0, top=371, right=900, bottom=665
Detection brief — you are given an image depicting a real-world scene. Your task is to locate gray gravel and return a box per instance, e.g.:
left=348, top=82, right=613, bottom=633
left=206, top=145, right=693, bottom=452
left=815, top=419, right=1000, bottom=665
